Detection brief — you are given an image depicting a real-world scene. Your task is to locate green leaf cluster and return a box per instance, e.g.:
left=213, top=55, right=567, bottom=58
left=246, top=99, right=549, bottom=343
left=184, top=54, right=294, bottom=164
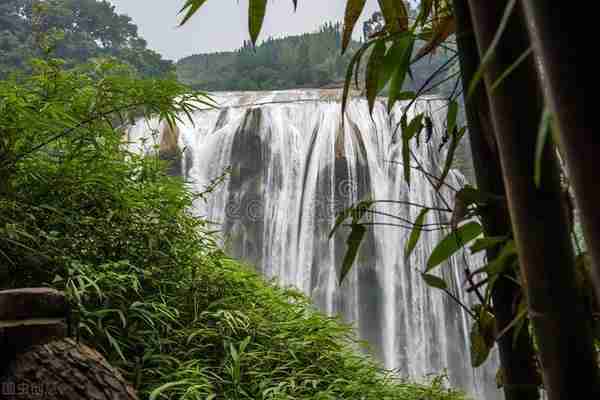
left=0, top=0, right=174, bottom=79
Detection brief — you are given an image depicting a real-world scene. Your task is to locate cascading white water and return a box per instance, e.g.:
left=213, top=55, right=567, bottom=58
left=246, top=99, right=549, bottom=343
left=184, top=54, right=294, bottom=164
left=128, top=90, right=501, bottom=399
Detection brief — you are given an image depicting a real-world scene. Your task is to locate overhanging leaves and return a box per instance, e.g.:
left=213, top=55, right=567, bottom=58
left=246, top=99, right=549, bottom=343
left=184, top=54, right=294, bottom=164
left=451, top=186, right=500, bottom=230
left=329, top=200, right=374, bottom=239
left=446, top=100, right=459, bottom=138
left=366, top=40, right=387, bottom=113
left=341, top=0, right=368, bottom=53
left=427, top=221, right=483, bottom=271
left=340, top=223, right=367, bottom=283
left=249, top=0, right=268, bottom=46
left=470, top=307, right=497, bottom=367
left=179, top=0, right=209, bottom=26
left=377, top=0, right=409, bottom=34
left=470, top=236, right=508, bottom=254
left=342, top=41, right=375, bottom=117
left=435, top=126, right=466, bottom=191
left=414, top=16, right=455, bottom=62
left=402, top=113, right=424, bottom=186
left=387, top=36, right=415, bottom=113
left=422, top=273, right=447, bottom=290
left=405, top=208, right=430, bottom=261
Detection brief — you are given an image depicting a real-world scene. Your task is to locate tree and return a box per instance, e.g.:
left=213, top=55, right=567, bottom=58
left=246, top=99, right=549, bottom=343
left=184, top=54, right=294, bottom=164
left=466, top=0, right=599, bottom=397
left=0, top=0, right=173, bottom=78
left=452, top=1, right=539, bottom=398
left=519, top=2, right=600, bottom=306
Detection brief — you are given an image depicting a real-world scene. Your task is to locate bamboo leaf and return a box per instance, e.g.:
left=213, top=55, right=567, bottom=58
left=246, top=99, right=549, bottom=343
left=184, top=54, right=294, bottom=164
left=330, top=208, right=352, bottom=239
left=456, top=185, right=495, bottom=206
left=451, top=185, right=495, bottom=230
left=329, top=201, right=373, bottom=239
left=249, top=0, right=268, bottom=45
left=387, top=36, right=415, bottom=113
left=340, top=224, right=367, bottom=283
left=149, top=381, right=190, bottom=400
left=377, top=0, right=409, bottom=33
left=483, top=240, right=517, bottom=277
left=436, top=126, right=466, bottom=191
left=342, top=0, right=368, bottom=53
left=366, top=41, right=387, bottom=114
left=491, top=47, right=533, bottom=92
left=422, top=273, right=447, bottom=290
left=377, top=34, right=408, bottom=94
left=342, top=41, right=374, bottom=117
left=417, top=0, right=433, bottom=27
left=401, top=113, right=424, bottom=186
left=376, top=47, right=397, bottom=93
left=470, top=236, right=508, bottom=254
left=405, top=208, right=430, bottom=261
left=427, top=221, right=483, bottom=271
left=179, top=0, right=208, bottom=26
left=104, top=328, right=126, bottom=362
left=470, top=323, right=492, bottom=368
left=470, top=307, right=497, bottom=367
left=496, top=301, right=527, bottom=342
left=414, top=16, right=455, bottom=62
left=450, top=193, right=468, bottom=231
left=446, top=100, right=459, bottom=138
left=511, top=299, right=529, bottom=348
left=401, top=115, right=410, bottom=184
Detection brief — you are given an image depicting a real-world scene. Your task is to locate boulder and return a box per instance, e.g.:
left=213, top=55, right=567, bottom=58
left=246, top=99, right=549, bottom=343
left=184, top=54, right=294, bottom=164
left=0, top=339, right=138, bottom=400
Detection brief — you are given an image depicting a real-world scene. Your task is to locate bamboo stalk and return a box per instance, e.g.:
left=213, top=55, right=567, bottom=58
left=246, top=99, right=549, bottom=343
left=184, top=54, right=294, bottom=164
left=467, top=1, right=599, bottom=397
left=452, top=1, right=540, bottom=398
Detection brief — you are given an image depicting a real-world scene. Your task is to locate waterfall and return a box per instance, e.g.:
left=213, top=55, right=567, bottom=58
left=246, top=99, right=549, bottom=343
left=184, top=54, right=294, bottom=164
left=128, top=90, right=501, bottom=399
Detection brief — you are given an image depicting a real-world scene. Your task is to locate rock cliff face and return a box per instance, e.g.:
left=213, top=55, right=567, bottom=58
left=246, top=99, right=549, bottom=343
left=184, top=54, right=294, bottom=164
left=159, top=123, right=182, bottom=176
left=123, top=120, right=183, bottom=176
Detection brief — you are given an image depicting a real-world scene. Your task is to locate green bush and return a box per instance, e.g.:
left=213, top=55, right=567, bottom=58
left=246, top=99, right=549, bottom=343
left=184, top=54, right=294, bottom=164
left=0, top=59, right=465, bottom=400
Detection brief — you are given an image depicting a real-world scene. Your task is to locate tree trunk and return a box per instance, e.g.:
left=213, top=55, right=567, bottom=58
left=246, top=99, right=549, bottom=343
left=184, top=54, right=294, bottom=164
left=452, top=1, right=540, bottom=399
left=1, top=339, right=138, bottom=400
left=467, top=1, right=600, bottom=398
left=519, top=1, right=600, bottom=304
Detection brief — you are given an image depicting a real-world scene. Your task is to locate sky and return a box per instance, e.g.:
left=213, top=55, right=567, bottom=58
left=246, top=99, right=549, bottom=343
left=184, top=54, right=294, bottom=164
left=107, top=0, right=381, bottom=61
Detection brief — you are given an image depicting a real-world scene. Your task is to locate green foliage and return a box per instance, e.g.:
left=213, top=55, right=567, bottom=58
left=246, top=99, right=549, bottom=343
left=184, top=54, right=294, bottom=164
left=177, top=21, right=453, bottom=94
left=0, top=0, right=173, bottom=79
left=405, top=208, right=430, bottom=261
left=177, top=23, right=361, bottom=91
left=248, top=0, right=267, bottom=46
left=470, top=307, right=496, bottom=368
left=341, top=224, right=367, bottom=283
left=0, top=56, right=465, bottom=399
left=422, top=273, right=447, bottom=290
left=341, top=0, right=367, bottom=53
left=401, top=112, right=424, bottom=186
left=0, top=56, right=208, bottom=284
left=61, top=256, right=467, bottom=400
left=426, top=222, right=482, bottom=271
